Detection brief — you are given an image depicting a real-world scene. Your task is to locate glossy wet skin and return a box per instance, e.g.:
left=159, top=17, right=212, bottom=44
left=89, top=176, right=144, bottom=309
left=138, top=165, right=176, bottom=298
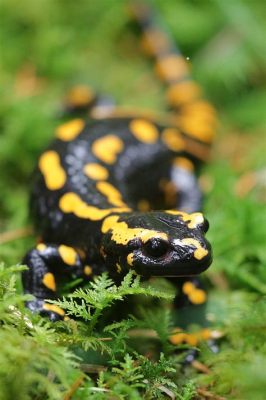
left=101, top=210, right=212, bottom=277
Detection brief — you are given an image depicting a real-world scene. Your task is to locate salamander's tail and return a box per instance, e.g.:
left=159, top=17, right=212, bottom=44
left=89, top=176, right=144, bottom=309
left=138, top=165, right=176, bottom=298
left=130, top=2, right=217, bottom=152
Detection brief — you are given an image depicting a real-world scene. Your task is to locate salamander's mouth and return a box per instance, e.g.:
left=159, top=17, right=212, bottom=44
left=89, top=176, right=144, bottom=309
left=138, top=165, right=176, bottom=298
left=151, top=253, right=212, bottom=277
left=131, top=241, right=212, bottom=277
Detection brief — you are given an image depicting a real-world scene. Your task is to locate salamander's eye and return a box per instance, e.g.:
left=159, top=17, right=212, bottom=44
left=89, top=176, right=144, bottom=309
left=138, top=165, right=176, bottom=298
left=144, top=238, right=169, bottom=258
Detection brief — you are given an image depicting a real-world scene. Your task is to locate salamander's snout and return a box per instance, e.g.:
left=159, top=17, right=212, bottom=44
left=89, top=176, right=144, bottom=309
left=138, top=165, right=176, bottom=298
left=198, top=217, right=209, bottom=233
left=123, top=211, right=212, bottom=277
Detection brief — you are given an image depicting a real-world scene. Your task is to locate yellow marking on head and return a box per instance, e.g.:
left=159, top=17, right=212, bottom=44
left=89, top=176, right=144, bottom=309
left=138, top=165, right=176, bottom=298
left=127, top=253, right=134, bottom=266
left=66, top=85, right=94, bottom=107
left=140, top=29, right=170, bottom=56
left=42, top=272, right=56, bottom=291
left=155, top=55, right=189, bottom=82
left=92, top=135, right=124, bottom=164
left=43, top=303, right=65, bottom=317
left=137, top=199, right=151, bottom=212
left=165, top=210, right=204, bottom=229
left=187, top=213, right=205, bottom=229
left=56, top=119, right=85, bottom=141
left=39, top=151, right=66, bottom=190
left=161, top=128, right=185, bottom=152
left=37, top=243, right=47, bottom=252
left=173, top=157, right=194, bottom=171
left=116, top=263, right=122, bottom=273
left=182, top=281, right=195, bottom=295
left=181, top=238, right=208, bottom=260
left=188, top=289, right=207, bottom=304
left=59, top=192, right=131, bottom=220
left=130, top=119, right=159, bottom=144
left=83, top=163, right=109, bottom=180
left=101, top=215, right=168, bottom=246
left=96, top=181, right=127, bottom=207
left=166, top=81, right=202, bottom=106
left=84, top=265, right=93, bottom=276
left=58, top=245, right=77, bottom=266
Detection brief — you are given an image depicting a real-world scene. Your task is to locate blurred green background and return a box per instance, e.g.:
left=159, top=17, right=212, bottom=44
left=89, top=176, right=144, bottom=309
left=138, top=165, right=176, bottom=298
left=0, top=0, right=266, bottom=398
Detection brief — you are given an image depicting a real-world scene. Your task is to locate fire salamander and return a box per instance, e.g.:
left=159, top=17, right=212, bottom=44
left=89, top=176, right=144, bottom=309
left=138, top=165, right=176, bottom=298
left=22, top=3, right=217, bottom=330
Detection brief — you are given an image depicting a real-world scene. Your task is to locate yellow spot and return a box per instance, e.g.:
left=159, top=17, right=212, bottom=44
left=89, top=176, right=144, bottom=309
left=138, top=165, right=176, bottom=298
left=155, top=55, right=189, bottom=82
left=127, top=253, right=134, bottom=266
left=173, top=157, right=194, bottom=171
left=137, top=199, right=151, bottom=212
left=188, top=289, right=207, bottom=304
left=180, top=101, right=217, bottom=125
left=43, top=303, right=65, bottom=317
left=83, top=163, right=109, bottom=180
left=161, top=128, right=185, bottom=152
left=169, top=332, right=187, bottom=345
left=101, top=215, right=168, bottom=246
left=59, top=192, right=131, bottom=220
left=166, top=81, right=202, bottom=106
left=165, top=210, right=204, bottom=229
left=64, top=316, right=70, bottom=321
left=116, top=263, right=122, bottom=273
left=182, top=100, right=216, bottom=116
left=182, top=281, right=195, bottom=295
left=185, top=334, right=199, bottom=346
left=92, top=135, right=124, bottom=164
left=130, top=119, right=159, bottom=144
left=58, top=245, right=77, bottom=266
left=169, top=332, right=198, bottom=346
left=37, top=243, right=47, bottom=252
left=66, top=85, right=94, bottom=107
left=84, top=265, right=93, bottom=276
left=170, top=328, right=213, bottom=346
left=39, top=151, right=66, bottom=190
left=181, top=238, right=208, bottom=260
left=56, top=119, right=85, bottom=141
left=165, top=210, right=185, bottom=216
left=42, top=273, right=56, bottom=291
left=96, top=181, right=127, bottom=207
left=179, top=114, right=215, bottom=143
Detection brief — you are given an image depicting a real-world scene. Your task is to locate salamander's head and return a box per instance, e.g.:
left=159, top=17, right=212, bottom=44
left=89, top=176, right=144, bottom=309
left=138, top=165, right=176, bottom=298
left=101, top=210, right=212, bottom=277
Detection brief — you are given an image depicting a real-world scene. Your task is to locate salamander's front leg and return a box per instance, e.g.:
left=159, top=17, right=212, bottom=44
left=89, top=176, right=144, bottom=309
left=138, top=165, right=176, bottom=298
left=22, top=243, right=91, bottom=321
left=171, top=157, right=202, bottom=213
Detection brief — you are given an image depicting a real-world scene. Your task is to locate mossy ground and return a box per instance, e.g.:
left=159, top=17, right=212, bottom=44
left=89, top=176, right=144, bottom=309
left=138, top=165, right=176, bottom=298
left=0, top=1, right=266, bottom=399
